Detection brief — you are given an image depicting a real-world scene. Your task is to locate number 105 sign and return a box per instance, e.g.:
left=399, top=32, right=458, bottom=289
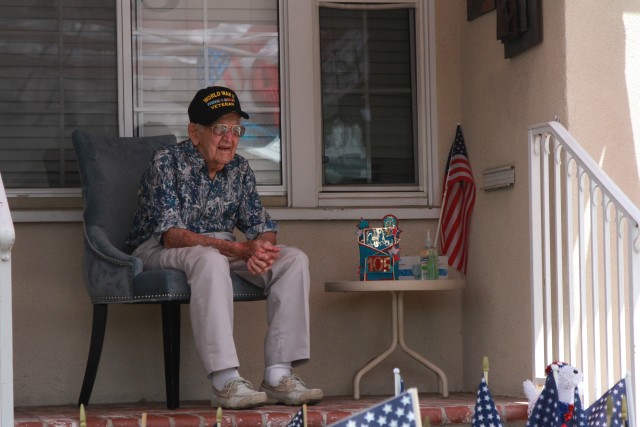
left=357, top=215, right=401, bottom=281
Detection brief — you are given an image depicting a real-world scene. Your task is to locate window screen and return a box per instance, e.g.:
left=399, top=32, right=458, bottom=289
left=131, top=0, right=281, bottom=186
left=319, top=5, right=418, bottom=187
left=0, top=0, right=118, bottom=189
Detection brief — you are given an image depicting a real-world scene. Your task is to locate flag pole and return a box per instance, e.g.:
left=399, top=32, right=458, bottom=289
left=434, top=172, right=450, bottom=250
left=434, top=124, right=458, bottom=250
left=79, top=404, right=86, bottom=427
left=483, top=356, right=489, bottom=385
left=303, top=404, right=308, bottom=427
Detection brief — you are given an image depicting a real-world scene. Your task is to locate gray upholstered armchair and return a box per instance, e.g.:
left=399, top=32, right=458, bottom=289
left=72, top=129, right=266, bottom=409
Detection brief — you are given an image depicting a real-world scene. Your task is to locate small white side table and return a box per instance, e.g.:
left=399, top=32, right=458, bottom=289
left=324, top=278, right=464, bottom=399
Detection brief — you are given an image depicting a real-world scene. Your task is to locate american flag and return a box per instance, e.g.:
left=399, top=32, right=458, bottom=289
left=585, top=378, right=628, bottom=427
left=328, top=388, right=423, bottom=427
left=560, top=387, right=587, bottom=427
left=527, top=373, right=561, bottom=427
left=287, top=406, right=306, bottom=427
left=526, top=373, right=585, bottom=427
left=570, top=386, right=587, bottom=427
left=440, top=124, right=476, bottom=275
left=471, top=376, right=503, bottom=427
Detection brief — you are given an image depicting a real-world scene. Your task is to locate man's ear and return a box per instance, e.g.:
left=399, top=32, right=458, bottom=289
left=188, top=122, right=200, bottom=145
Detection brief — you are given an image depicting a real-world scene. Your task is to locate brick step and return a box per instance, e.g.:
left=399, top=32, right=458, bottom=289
left=14, top=393, right=528, bottom=426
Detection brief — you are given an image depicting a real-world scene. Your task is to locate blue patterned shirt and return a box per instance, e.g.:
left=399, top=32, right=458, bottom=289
left=126, top=139, right=278, bottom=248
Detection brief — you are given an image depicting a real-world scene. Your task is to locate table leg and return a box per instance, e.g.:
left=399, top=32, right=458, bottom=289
left=352, top=291, right=399, bottom=399
left=351, top=290, right=450, bottom=399
left=397, top=291, right=449, bottom=398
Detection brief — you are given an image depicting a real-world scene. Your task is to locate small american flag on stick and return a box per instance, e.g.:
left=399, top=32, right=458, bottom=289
left=328, top=388, right=422, bottom=427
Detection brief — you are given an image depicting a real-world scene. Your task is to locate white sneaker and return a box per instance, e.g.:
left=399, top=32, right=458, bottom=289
left=260, top=374, right=323, bottom=405
left=211, top=377, right=268, bottom=409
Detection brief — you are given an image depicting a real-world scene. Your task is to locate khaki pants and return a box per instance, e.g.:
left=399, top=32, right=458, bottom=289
left=133, top=232, right=311, bottom=374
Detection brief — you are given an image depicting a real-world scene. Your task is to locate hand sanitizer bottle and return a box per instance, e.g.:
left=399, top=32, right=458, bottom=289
left=420, top=231, right=439, bottom=280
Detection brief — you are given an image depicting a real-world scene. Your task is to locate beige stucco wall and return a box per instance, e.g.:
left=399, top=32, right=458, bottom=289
left=458, top=0, right=567, bottom=396
left=565, top=1, right=640, bottom=203
left=11, top=219, right=463, bottom=406
left=439, top=0, right=640, bottom=398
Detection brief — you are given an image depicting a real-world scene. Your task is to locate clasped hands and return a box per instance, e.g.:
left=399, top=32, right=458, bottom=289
left=243, top=239, right=280, bottom=275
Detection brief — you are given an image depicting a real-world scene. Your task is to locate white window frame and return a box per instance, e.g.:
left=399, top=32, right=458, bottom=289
left=116, top=0, right=439, bottom=221
left=281, top=0, right=439, bottom=218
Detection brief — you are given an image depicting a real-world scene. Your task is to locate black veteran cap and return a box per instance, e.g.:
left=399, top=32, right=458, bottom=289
left=188, top=86, right=250, bottom=125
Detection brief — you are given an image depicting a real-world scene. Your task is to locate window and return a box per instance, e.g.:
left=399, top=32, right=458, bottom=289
left=128, top=0, right=282, bottom=188
left=0, top=0, right=118, bottom=191
left=319, top=5, right=417, bottom=188
left=5, top=0, right=437, bottom=219
left=306, top=1, right=437, bottom=209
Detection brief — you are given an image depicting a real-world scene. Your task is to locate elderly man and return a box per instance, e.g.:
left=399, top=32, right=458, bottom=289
left=126, top=86, right=322, bottom=409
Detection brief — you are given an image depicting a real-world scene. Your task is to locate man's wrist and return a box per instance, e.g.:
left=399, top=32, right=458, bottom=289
left=211, top=238, right=247, bottom=260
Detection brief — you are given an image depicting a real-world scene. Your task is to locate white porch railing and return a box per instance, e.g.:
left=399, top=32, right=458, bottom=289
left=529, top=121, right=640, bottom=420
left=0, top=172, right=15, bottom=427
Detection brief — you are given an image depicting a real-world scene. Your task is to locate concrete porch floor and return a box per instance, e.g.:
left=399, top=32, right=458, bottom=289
left=14, top=393, right=529, bottom=426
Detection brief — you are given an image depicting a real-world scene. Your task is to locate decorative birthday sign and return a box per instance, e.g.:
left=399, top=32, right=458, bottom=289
left=356, top=215, right=401, bottom=280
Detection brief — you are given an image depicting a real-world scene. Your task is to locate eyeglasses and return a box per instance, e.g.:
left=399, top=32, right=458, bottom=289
left=207, top=123, right=246, bottom=137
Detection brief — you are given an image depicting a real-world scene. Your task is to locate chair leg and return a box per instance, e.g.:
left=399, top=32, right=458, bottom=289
left=78, top=304, right=108, bottom=407
left=162, top=301, right=181, bottom=409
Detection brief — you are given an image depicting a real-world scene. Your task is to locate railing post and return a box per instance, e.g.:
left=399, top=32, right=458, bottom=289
left=0, top=172, right=15, bottom=427
left=528, top=128, right=546, bottom=381
left=629, top=225, right=640, bottom=424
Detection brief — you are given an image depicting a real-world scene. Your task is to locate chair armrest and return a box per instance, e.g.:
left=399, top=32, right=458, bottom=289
left=84, top=225, right=142, bottom=268
left=82, top=225, right=144, bottom=303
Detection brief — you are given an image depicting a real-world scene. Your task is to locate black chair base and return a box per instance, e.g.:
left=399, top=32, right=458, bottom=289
left=78, top=302, right=182, bottom=409
left=78, top=304, right=107, bottom=407
left=162, top=301, right=181, bottom=409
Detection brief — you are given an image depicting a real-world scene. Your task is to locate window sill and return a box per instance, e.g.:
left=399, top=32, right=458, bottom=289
left=8, top=196, right=83, bottom=211
left=6, top=190, right=439, bottom=222
left=7, top=195, right=83, bottom=222
left=9, top=206, right=440, bottom=223
left=269, top=206, right=440, bottom=221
